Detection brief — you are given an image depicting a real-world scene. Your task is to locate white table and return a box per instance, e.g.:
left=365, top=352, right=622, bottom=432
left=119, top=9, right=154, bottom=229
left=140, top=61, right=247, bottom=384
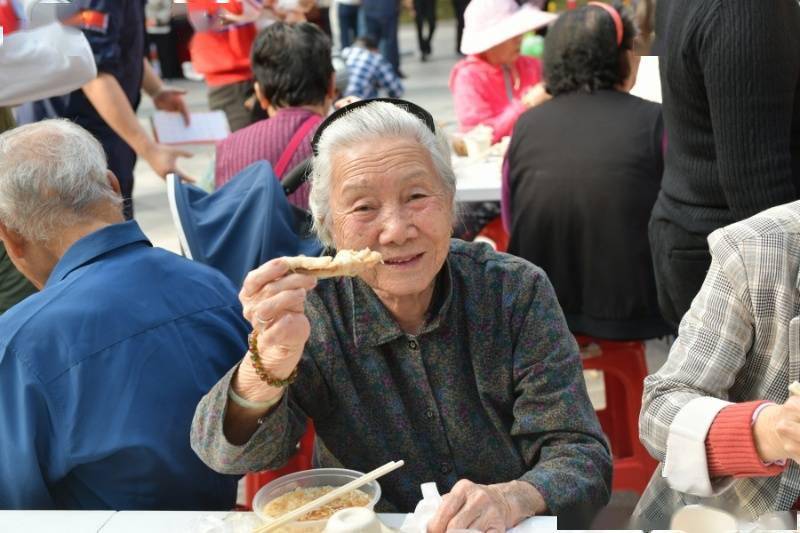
left=0, top=510, right=116, bottom=533
left=453, top=156, right=502, bottom=203
left=630, top=56, right=662, bottom=104
left=0, top=511, right=557, bottom=532
left=450, top=57, right=661, bottom=205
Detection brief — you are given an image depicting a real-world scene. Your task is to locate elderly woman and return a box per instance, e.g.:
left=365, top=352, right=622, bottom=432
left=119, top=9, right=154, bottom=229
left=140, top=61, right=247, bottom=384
left=191, top=100, right=611, bottom=530
left=505, top=2, right=670, bottom=341
left=214, top=22, right=335, bottom=208
left=633, top=200, right=800, bottom=529
left=449, top=0, right=555, bottom=143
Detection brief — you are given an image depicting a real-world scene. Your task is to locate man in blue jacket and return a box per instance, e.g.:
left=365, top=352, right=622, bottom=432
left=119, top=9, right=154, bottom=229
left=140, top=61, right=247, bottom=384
left=0, top=120, right=249, bottom=510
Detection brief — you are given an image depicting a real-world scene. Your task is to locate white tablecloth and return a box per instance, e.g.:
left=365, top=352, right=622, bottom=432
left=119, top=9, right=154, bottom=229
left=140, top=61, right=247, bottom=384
left=630, top=56, right=662, bottom=104
left=0, top=510, right=115, bottom=533
left=0, top=510, right=557, bottom=532
left=453, top=156, right=502, bottom=203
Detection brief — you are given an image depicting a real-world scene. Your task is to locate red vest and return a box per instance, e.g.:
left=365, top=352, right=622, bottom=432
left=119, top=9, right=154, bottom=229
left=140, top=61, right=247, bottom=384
left=187, top=0, right=255, bottom=87
left=0, top=0, right=20, bottom=37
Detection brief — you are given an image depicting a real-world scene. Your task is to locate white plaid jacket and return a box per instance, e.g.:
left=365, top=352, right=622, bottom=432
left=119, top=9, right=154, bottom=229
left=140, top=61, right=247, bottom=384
left=633, top=200, right=800, bottom=529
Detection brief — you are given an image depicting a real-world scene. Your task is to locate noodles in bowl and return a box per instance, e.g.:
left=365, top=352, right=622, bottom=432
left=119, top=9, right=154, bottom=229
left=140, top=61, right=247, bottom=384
left=253, top=468, right=381, bottom=532
left=263, top=486, right=371, bottom=521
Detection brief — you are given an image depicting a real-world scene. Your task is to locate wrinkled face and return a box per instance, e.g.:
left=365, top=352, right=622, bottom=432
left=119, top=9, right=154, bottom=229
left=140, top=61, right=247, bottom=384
left=329, top=137, right=453, bottom=300
left=484, top=34, right=524, bottom=65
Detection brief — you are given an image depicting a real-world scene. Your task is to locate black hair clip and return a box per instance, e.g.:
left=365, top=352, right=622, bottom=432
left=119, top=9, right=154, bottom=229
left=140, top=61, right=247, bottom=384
left=311, top=98, right=437, bottom=156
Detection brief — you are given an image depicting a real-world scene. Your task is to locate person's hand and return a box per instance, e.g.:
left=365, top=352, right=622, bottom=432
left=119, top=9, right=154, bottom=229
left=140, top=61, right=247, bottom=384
left=283, top=9, right=308, bottom=22
left=754, top=396, right=800, bottom=464
left=220, top=0, right=267, bottom=24
left=427, top=481, right=507, bottom=532
left=426, top=480, right=546, bottom=533
left=152, top=86, right=191, bottom=126
left=521, top=82, right=551, bottom=109
left=234, top=259, right=317, bottom=400
left=334, top=96, right=361, bottom=110
left=142, top=142, right=195, bottom=182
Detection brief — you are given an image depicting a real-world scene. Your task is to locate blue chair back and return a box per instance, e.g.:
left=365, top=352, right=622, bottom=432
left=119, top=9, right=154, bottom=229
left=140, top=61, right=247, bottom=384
left=168, top=161, right=323, bottom=289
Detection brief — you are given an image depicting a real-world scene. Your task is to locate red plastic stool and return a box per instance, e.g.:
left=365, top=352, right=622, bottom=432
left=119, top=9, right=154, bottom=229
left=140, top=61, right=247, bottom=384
left=575, top=336, right=657, bottom=494
left=243, top=420, right=316, bottom=510
left=475, top=216, right=509, bottom=252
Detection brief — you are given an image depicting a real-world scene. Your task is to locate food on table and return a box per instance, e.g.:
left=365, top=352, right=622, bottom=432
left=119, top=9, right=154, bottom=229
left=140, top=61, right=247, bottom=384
left=461, top=124, right=494, bottom=158
left=452, top=135, right=468, bottom=157
left=263, top=486, right=372, bottom=522
left=285, top=249, right=383, bottom=279
left=452, top=127, right=509, bottom=159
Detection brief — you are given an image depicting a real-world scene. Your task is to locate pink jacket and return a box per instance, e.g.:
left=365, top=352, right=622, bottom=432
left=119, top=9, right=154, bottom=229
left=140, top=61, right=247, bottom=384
left=449, top=55, right=542, bottom=143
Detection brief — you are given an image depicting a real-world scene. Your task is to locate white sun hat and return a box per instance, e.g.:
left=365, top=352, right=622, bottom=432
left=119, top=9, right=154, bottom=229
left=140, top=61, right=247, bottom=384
left=460, top=0, right=557, bottom=56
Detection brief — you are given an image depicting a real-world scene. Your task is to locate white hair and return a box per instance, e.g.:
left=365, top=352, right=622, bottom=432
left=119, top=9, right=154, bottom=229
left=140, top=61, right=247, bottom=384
left=0, top=119, right=121, bottom=243
left=309, top=101, right=456, bottom=247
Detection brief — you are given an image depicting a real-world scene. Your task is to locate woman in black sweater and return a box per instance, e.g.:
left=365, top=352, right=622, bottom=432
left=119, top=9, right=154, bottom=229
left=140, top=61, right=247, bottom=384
left=649, top=0, right=800, bottom=326
left=505, top=2, right=671, bottom=340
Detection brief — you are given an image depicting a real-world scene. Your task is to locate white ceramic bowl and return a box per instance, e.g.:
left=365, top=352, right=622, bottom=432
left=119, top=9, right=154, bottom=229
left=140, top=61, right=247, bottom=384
left=670, top=504, right=738, bottom=533
left=323, top=507, right=395, bottom=533
left=253, top=468, right=382, bottom=532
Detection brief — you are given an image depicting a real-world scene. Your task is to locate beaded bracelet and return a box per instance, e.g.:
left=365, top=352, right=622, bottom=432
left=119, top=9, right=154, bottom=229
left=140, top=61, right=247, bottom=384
left=248, top=331, right=299, bottom=387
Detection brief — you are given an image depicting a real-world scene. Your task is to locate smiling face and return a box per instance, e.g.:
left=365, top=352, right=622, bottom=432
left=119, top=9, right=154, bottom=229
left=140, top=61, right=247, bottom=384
left=329, top=136, right=454, bottom=302
left=483, top=34, right=524, bottom=66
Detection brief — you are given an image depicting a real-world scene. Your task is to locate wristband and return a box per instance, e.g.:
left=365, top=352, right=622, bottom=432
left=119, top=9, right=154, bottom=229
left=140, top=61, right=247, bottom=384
left=227, top=384, right=283, bottom=411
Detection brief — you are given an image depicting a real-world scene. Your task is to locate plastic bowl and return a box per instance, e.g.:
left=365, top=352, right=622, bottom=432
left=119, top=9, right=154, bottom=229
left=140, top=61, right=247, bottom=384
left=252, top=468, right=382, bottom=532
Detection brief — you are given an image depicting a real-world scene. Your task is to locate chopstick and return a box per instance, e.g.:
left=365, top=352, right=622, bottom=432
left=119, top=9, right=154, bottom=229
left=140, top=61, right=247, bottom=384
left=253, top=460, right=405, bottom=533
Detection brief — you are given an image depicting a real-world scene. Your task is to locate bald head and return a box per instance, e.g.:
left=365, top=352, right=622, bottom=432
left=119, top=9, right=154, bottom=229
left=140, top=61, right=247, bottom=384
left=0, top=120, right=122, bottom=243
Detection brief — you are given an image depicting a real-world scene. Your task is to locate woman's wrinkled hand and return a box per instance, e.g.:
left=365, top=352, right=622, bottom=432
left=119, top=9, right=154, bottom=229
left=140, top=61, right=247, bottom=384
left=426, top=479, right=546, bottom=533
left=426, top=480, right=510, bottom=533
left=234, top=258, right=317, bottom=401
left=754, top=396, right=800, bottom=464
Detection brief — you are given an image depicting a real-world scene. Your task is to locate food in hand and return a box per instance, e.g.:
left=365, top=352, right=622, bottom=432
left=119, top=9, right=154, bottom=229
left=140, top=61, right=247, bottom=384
left=285, top=249, right=383, bottom=279
left=452, top=136, right=468, bottom=157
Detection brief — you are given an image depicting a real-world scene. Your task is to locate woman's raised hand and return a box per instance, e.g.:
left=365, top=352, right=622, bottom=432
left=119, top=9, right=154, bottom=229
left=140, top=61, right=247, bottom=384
left=234, top=258, right=317, bottom=401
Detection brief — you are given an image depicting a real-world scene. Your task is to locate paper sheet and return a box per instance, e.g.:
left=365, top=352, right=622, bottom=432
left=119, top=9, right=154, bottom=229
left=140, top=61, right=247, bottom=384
left=152, top=111, right=230, bottom=145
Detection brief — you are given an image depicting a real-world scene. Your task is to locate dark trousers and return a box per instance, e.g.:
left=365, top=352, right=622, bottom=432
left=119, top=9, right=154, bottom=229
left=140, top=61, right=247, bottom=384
left=648, top=216, right=712, bottom=327
left=413, top=0, right=436, bottom=55
left=103, top=134, right=138, bottom=220
left=208, top=80, right=257, bottom=133
left=451, top=0, right=469, bottom=53
left=364, top=11, right=400, bottom=74
left=338, top=3, right=360, bottom=49
left=147, top=32, right=182, bottom=80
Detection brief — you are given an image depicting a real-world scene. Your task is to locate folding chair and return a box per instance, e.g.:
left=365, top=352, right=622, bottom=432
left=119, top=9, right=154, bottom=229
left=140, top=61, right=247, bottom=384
left=166, top=160, right=323, bottom=288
